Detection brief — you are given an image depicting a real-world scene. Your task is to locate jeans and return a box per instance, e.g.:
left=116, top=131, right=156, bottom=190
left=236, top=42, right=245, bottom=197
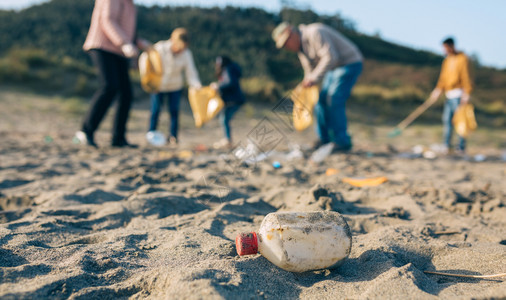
left=82, top=49, right=133, bottom=143
left=443, top=97, right=466, bottom=151
left=314, top=61, right=362, bottom=147
left=220, top=103, right=242, bottom=140
left=149, top=90, right=183, bottom=138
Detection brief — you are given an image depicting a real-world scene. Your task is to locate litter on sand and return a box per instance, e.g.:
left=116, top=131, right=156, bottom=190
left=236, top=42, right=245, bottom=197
left=157, top=150, right=193, bottom=159
left=178, top=150, right=193, bottom=159
left=424, top=271, right=506, bottom=279
left=433, top=231, right=460, bottom=235
left=284, top=144, right=304, bottom=161
left=396, top=144, right=451, bottom=160
left=194, top=144, right=209, bottom=152
left=236, top=211, right=351, bottom=272
left=272, top=161, right=282, bottom=169
left=310, top=143, right=334, bottom=163
left=423, top=150, right=437, bottom=160
left=146, top=130, right=166, bottom=146
left=325, top=168, right=339, bottom=176
left=474, top=154, right=486, bottom=162
left=342, top=176, right=388, bottom=187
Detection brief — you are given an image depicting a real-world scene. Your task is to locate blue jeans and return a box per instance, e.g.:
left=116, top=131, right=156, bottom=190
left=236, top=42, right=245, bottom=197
left=314, top=61, right=362, bottom=147
left=149, top=90, right=182, bottom=138
left=220, top=103, right=242, bottom=140
left=443, top=97, right=466, bottom=151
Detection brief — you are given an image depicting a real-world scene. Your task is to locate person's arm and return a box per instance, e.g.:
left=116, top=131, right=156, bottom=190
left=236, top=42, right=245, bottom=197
left=217, top=68, right=234, bottom=91
left=135, top=37, right=152, bottom=51
left=460, top=55, right=473, bottom=104
left=297, top=52, right=312, bottom=82
left=304, top=29, right=339, bottom=86
left=430, top=59, right=446, bottom=101
left=184, top=50, right=202, bottom=89
left=429, top=88, right=442, bottom=103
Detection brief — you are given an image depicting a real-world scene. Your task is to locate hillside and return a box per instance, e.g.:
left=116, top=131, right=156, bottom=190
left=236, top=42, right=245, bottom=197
left=0, top=0, right=505, bottom=126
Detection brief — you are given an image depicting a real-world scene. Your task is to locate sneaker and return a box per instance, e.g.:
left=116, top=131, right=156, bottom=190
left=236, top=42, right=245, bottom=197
left=213, top=138, right=233, bottom=150
left=331, top=143, right=352, bottom=153
left=74, top=131, right=98, bottom=148
left=168, top=136, right=177, bottom=145
left=455, top=149, right=466, bottom=156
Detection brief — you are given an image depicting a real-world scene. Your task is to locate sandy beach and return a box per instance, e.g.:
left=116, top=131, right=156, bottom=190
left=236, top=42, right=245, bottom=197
left=0, top=91, right=505, bottom=299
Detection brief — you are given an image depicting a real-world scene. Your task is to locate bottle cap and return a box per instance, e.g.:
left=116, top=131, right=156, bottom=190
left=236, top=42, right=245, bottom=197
left=235, top=232, right=258, bottom=255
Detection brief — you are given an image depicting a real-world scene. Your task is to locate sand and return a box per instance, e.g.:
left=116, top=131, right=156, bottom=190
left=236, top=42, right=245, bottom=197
left=0, top=91, right=505, bottom=299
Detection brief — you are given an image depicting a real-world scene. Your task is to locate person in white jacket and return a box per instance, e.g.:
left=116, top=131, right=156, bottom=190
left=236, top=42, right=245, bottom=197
left=148, top=28, right=202, bottom=145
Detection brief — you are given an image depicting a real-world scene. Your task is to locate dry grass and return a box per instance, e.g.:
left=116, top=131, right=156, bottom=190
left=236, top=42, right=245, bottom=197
left=352, top=84, right=425, bottom=102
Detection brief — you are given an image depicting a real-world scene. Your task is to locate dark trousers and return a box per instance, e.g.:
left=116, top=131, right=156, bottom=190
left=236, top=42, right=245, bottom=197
left=82, top=49, right=133, bottom=143
left=148, top=90, right=182, bottom=138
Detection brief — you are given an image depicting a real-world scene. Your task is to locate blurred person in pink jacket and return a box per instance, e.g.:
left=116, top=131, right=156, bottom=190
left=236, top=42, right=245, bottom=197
left=75, top=0, right=149, bottom=148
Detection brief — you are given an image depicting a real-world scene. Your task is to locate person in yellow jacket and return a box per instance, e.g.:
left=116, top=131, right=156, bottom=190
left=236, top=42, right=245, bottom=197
left=429, top=37, right=473, bottom=154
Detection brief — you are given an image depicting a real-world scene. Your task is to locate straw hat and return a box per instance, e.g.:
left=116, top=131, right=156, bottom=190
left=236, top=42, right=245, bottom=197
left=171, top=27, right=189, bottom=52
left=272, top=22, right=292, bottom=49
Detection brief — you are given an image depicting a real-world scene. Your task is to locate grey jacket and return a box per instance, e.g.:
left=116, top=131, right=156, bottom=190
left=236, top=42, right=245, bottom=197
left=154, top=40, right=201, bottom=92
left=297, top=23, right=363, bottom=82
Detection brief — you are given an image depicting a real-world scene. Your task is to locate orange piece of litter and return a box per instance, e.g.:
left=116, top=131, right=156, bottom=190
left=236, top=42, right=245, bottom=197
left=342, top=176, right=388, bottom=187
left=178, top=150, right=193, bottom=159
left=158, top=151, right=173, bottom=159
left=194, top=144, right=208, bottom=152
left=325, top=168, right=339, bottom=176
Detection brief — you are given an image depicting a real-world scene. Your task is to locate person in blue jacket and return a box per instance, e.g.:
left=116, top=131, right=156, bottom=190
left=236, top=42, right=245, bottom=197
left=211, top=56, right=246, bottom=149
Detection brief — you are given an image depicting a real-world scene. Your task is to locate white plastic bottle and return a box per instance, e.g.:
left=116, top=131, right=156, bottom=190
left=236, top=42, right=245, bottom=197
left=236, top=211, right=352, bottom=272
left=310, top=143, right=334, bottom=163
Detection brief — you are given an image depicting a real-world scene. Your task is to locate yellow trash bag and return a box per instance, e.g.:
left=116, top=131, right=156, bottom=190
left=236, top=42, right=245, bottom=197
left=188, top=87, right=225, bottom=128
left=452, top=103, right=477, bottom=137
left=138, top=48, right=163, bottom=93
left=291, top=85, right=319, bottom=131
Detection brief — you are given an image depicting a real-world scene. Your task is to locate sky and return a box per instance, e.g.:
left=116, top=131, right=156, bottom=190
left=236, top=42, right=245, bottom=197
left=1, top=0, right=505, bottom=69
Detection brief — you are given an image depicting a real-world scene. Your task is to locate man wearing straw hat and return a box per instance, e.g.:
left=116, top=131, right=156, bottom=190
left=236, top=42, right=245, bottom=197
left=272, top=22, right=363, bottom=152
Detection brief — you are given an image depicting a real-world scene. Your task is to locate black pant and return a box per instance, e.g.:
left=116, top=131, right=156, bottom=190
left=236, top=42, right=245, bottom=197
left=82, top=49, right=133, bottom=143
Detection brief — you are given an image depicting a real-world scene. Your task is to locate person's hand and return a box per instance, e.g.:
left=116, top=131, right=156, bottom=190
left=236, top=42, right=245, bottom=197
left=302, top=79, right=315, bottom=88
left=429, top=88, right=441, bottom=102
left=137, top=38, right=152, bottom=51
left=460, top=93, right=470, bottom=105
left=210, top=82, right=219, bottom=91
left=121, top=43, right=139, bottom=58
